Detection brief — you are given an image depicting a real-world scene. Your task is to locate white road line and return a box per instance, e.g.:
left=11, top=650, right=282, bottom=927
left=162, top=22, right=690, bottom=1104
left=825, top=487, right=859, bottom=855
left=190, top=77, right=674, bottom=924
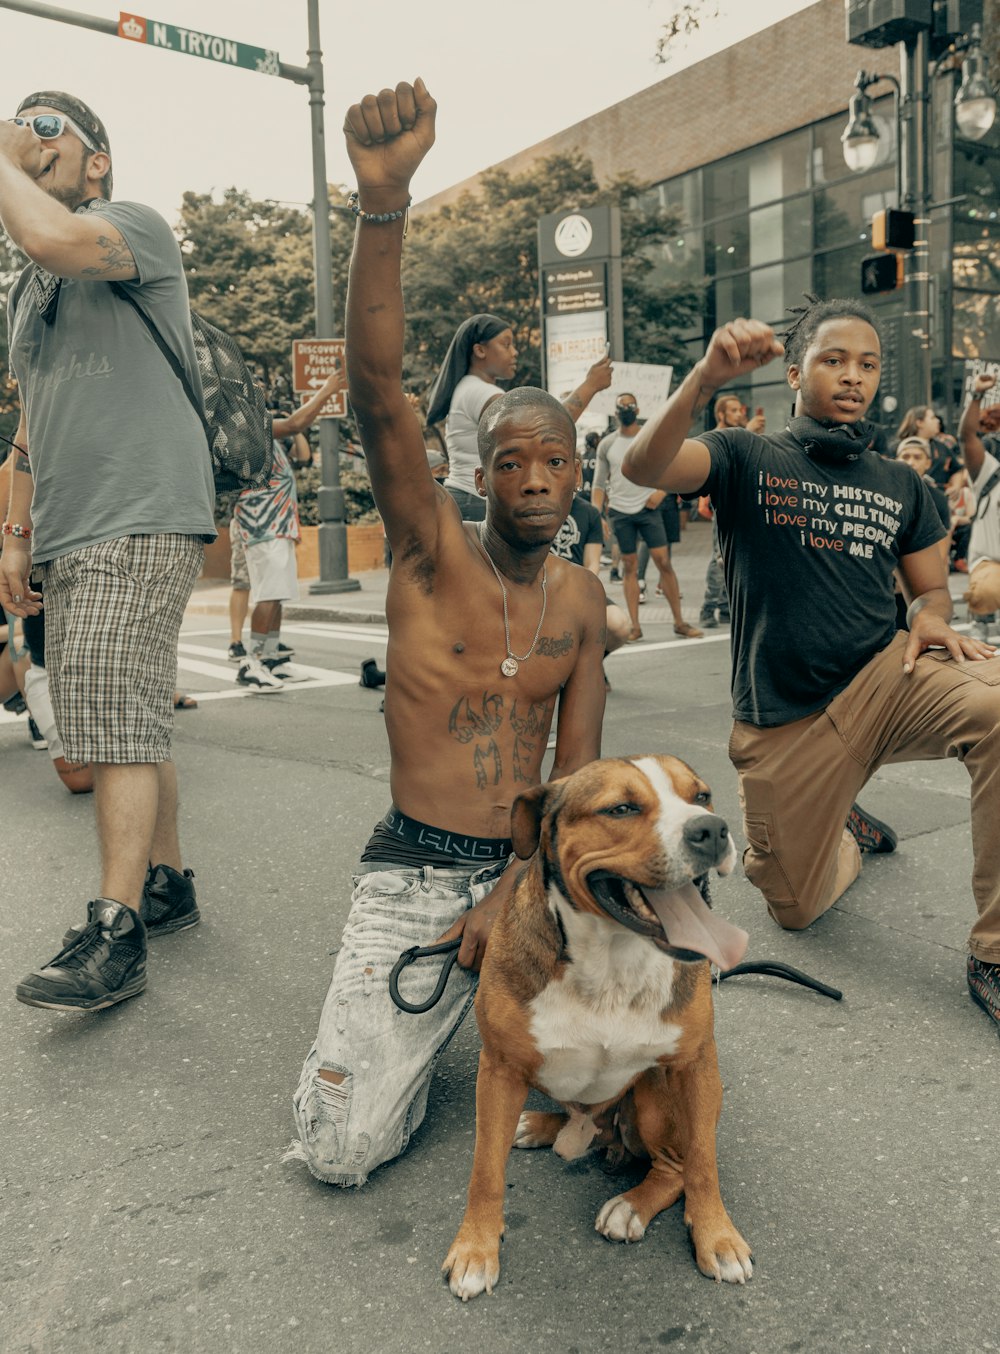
left=182, top=623, right=389, bottom=644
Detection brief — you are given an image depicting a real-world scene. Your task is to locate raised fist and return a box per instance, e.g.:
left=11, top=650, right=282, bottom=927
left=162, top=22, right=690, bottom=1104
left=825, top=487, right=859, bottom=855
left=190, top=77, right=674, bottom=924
left=702, top=319, right=784, bottom=390
left=343, top=78, right=437, bottom=198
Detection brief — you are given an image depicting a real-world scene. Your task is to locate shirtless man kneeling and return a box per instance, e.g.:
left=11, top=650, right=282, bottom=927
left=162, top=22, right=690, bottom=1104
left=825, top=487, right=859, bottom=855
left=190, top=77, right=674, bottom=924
left=290, top=78, right=607, bottom=1187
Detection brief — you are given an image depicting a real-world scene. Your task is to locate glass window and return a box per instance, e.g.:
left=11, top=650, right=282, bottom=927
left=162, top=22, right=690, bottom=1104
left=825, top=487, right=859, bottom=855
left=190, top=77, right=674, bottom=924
left=813, top=240, right=873, bottom=298
left=749, top=197, right=812, bottom=266
left=656, top=171, right=702, bottom=228
left=748, top=131, right=810, bottom=205
left=952, top=219, right=1000, bottom=293
left=704, top=153, right=750, bottom=221
left=952, top=289, right=1000, bottom=360
left=713, top=273, right=750, bottom=326
left=953, top=143, right=1000, bottom=224
left=706, top=216, right=748, bottom=274
left=749, top=258, right=812, bottom=331
left=644, top=229, right=705, bottom=288
left=813, top=168, right=896, bottom=251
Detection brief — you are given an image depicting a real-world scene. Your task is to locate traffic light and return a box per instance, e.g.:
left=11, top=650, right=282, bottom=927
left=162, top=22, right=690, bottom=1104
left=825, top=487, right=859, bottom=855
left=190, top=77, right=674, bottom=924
left=872, top=208, right=916, bottom=250
left=861, top=252, right=904, bottom=294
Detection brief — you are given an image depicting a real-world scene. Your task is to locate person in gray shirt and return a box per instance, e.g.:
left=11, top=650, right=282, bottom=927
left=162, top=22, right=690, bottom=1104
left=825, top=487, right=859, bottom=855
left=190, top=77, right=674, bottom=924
left=0, top=91, right=216, bottom=1014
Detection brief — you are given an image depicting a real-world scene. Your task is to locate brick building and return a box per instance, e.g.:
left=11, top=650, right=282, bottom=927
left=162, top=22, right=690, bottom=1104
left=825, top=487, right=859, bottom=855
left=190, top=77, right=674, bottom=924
left=418, top=0, right=999, bottom=431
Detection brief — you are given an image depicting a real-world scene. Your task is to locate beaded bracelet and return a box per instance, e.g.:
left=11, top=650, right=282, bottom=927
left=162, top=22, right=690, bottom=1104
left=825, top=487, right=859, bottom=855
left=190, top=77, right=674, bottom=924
left=2, top=522, right=31, bottom=540
left=347, top=191, right=411, bottom=235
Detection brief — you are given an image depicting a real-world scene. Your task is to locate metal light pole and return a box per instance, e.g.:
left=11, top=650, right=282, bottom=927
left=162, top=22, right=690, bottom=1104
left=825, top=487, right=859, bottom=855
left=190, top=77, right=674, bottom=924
left=304, top=0, right=358, bottom=593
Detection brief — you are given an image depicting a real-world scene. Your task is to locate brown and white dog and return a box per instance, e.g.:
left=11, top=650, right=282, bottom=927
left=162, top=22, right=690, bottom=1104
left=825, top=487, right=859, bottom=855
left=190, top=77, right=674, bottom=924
left=443, top=754, right=753, bottom=1301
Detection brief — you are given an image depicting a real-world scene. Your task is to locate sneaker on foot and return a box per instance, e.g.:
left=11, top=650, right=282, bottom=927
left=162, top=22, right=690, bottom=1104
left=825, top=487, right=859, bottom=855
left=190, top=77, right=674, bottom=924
left=846, top=802, right=897, bottom=854
left=967, top=954, right=1000, bottom=1027
left=63, top=864, right=199, bottom=946
left=227, top=641, right=247, bottom=663
left=359, top=658, right=387, bottom=689
left=673, top=621, right=704, bottom=638
left=698, top=611, right=719, bottom=629
left=236, top=658, right=284, bottom=693
left=27, top=715, right=48, bottom=750
left=17, top=900, right=147, bottom=1012
left=718, top=609, right=731, bottom=624
left=262, top=657, right=310, bottom=683
left=276, top=641, right=295, bottom=658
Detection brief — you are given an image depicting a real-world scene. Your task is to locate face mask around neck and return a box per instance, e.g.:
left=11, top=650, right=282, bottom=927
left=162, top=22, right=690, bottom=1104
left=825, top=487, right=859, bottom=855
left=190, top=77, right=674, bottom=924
left=787, top=414, right=877, bottom=464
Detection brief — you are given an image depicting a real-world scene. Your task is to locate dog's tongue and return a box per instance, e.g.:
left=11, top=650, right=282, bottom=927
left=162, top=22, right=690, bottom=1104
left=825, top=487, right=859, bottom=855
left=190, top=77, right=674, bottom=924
left=643, top=884, right=748, bottom=970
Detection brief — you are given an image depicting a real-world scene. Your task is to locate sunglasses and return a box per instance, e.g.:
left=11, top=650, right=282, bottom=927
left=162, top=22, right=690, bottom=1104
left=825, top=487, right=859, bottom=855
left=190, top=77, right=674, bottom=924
left=11, top=113, right=98, bottom=153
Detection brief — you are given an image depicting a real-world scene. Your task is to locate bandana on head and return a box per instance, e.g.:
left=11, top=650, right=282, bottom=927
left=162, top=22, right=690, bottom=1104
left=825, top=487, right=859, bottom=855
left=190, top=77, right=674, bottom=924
left=425, top=314, right=511, bottom=426
left=16, top=90, right=111, bottom=158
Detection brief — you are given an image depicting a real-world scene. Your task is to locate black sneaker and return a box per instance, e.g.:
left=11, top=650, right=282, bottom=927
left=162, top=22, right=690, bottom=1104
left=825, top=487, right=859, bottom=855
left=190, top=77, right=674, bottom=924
left=967, top=955, right=1000, bottom=1028
left=227, top=641, right=247, bottom=663
left=27, top=715, right=48, bottom=750
left=62, top=864, right=200, bottom=946
left=17, top=900, right=147, bottom=1012
left=3, top=690, right=27, bottom=715
left=359, top=658, right=386, bottom=689
left=699, top=611, right=719, bottom=629
left=277, top=641, right=295, bottom=658
left=846, top=803, right=897, bottom=854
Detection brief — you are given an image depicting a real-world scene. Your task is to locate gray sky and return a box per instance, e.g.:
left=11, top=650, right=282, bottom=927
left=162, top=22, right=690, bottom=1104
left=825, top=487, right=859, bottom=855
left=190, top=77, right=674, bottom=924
left=2, top=0, right=816, bottom=222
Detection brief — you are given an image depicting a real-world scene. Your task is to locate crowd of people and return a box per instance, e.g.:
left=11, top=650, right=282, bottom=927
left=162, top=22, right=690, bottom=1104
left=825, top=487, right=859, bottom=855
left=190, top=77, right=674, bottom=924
left=1, top=81, right=999, bottom=1204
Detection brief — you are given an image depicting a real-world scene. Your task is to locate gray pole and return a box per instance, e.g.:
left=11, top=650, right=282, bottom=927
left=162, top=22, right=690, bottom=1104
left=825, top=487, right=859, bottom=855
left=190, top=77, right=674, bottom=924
left=899, top=29, right=933, bottom=408
left=305, top=0, right=359, bottom=592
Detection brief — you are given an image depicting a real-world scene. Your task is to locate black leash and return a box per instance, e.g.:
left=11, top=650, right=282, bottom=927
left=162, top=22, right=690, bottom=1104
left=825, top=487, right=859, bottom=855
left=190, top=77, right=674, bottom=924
left=388, top=941, right=842, bottom=1013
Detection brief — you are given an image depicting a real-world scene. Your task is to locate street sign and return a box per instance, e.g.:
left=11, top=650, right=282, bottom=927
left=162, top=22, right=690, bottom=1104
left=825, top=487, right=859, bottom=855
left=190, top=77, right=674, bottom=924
left=117, top=12, right=280, bottom=76
left=542, top=264, right=607, bottom=316
left=293, top=338, right=346, bottom=418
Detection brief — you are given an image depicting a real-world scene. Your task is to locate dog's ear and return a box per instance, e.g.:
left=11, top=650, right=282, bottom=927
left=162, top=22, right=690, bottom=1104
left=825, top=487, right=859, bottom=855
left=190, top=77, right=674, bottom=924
left=510, top=780, right=563, bottom=859
left=511, top=783, right=550, bottom=859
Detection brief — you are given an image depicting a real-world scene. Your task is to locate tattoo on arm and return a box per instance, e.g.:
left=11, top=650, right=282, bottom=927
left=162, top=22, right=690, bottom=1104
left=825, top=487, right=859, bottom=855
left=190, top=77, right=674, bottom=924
left=14, top=453, right=31, bottom=474
left=535, top=630, right=575, bottom=659
left=691, top=382, right=716, bottom=417
left=80, top=231, right=136, bottom=279
left=563, top=393, right=584, bottom=416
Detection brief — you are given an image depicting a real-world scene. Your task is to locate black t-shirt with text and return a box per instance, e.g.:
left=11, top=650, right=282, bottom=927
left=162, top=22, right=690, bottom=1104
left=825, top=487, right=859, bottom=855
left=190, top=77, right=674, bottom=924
left=700, top=427, right=947, bottom=727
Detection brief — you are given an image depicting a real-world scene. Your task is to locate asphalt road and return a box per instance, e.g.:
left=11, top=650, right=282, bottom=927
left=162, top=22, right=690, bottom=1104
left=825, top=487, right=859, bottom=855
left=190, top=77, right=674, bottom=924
left=2, top=607, right=998, bottom=1354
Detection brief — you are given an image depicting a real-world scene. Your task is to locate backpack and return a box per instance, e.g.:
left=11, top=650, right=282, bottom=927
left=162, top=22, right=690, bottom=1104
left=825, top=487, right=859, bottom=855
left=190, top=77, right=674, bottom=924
left=111, top=284, right=273, bottom=493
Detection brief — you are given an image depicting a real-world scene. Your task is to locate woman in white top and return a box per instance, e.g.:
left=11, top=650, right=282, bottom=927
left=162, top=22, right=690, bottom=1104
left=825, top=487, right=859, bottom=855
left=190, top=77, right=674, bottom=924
left=425, top=314, right=516, bottom=522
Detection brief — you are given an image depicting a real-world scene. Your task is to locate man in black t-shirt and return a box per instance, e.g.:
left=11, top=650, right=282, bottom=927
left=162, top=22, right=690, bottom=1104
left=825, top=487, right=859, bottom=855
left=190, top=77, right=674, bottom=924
left=619, top=297, right=1000, bottom=1030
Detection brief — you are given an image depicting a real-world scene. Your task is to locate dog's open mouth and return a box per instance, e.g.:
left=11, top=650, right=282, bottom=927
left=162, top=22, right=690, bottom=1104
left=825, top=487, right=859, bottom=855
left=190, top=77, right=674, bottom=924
left=587, top=872, right=748, bottom=971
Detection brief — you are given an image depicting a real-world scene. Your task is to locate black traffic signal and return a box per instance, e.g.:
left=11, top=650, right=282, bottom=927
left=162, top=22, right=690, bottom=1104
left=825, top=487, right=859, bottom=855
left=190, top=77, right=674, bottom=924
left=872, top=208, right=916, bottom=250
left=861, top=252, right=903, bottom=294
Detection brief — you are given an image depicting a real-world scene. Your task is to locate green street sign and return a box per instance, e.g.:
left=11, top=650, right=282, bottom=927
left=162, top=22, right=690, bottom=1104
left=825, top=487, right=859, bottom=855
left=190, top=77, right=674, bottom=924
left=118, top=11, right=280, bottom=76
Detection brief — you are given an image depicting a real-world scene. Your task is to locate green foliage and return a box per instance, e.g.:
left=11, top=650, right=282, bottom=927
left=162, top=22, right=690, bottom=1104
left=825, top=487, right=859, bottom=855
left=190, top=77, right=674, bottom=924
left=401, top=150, right=704, bottom=399
left=177, top=188, right=355, bottom=393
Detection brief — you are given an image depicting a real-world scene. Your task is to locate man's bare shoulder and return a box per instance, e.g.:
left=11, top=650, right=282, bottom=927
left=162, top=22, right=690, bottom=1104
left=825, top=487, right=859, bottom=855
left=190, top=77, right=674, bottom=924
left=546, top=553, right=607, bottom=611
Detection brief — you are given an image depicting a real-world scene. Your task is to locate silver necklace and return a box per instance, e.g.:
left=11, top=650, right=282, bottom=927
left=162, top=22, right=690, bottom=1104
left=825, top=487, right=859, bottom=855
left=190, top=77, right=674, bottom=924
left=477, top=526, right=548, bottom=677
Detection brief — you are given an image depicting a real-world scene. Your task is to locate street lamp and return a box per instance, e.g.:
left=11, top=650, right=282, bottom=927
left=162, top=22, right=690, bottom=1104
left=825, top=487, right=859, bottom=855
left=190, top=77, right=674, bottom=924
left=843, top=2, right=998, bottom=410
left=953, top=25, right=997, bottom=141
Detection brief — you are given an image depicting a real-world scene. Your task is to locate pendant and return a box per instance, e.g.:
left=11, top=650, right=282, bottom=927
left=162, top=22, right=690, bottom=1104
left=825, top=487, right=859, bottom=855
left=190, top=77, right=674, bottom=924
left=500, top=657, right=519, bottom=677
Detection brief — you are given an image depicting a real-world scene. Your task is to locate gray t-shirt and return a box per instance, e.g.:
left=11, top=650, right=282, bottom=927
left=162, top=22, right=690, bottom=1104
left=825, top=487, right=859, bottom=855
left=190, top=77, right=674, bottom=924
left=593, top=432, right=654, bottom=515
left=7, top=198, right=216, bottom=563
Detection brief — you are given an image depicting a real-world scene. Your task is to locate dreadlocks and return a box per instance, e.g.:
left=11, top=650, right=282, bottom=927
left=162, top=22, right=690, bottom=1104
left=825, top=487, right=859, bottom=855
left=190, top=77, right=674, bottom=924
left=781, top=294, right=882, bottom=369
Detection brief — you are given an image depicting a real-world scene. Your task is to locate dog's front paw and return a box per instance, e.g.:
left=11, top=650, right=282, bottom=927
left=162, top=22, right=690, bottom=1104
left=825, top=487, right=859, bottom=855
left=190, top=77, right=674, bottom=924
left=442, top=1229, right=501, bottom=1301
left=513, top=1110, right=564, bottom=1150
left=594, top=1194, right=647, bottom=1243
left=688, top=1219, right=753, bottom=1284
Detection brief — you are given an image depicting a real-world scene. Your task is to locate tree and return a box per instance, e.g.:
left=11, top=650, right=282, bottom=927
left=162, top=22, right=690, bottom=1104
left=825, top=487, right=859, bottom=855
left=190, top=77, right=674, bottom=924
left=655, top=1, right=719, bottom=65
left=176, top=188, right=355, bottom=394
left=401, top=150, right=704, bottom=399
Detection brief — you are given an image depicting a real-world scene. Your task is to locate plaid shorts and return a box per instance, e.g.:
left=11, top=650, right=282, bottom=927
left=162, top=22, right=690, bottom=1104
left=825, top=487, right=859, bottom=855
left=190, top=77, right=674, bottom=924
left=41, top=534, right=203, bottom=764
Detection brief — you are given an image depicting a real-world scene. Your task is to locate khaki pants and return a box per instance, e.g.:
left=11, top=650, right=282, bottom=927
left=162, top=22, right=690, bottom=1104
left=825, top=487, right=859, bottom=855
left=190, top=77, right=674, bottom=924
left=729, top=632, right=1000, bottom=961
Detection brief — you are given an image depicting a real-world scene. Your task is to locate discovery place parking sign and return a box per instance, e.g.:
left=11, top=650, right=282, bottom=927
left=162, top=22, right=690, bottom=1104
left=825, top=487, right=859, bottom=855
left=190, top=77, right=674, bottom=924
left=117, top=12, right=280, bottom=76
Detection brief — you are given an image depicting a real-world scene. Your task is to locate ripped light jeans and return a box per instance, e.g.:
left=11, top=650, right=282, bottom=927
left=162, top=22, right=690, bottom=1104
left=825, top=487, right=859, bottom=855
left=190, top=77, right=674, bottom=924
left=290, top=859, right=506, bottom=1187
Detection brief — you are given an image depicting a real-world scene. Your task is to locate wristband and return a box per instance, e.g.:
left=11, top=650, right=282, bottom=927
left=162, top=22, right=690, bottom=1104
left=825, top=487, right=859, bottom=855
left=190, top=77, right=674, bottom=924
left=1, top=522, right=31, bottom=541
left=905, top=596, right=930, bottom=629
left=348, top=191, right=411, bottom=233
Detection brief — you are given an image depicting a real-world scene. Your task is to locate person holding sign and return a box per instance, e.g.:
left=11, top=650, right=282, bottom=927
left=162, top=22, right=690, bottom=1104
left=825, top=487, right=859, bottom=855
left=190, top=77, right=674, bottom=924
left=621, top=295, right=1000, bottom=1030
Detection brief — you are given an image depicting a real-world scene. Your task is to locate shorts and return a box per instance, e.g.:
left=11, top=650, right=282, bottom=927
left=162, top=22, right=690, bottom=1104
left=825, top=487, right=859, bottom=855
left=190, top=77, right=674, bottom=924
left=245, top=536, right=299, bottom=604
left=966, top=559, right=1000, bottom=616
left=229, top=517, right=250, bottom=590
left=609, top=506, right=667, bottom=556
left=41, top=533, right=203, bottom=764
left=660, top=494, right=681, bottom=545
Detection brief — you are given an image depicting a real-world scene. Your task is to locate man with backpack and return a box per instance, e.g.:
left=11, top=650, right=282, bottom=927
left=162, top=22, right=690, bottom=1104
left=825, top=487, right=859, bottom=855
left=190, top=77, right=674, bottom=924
left=0, top=92, right=217, bottom=1012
